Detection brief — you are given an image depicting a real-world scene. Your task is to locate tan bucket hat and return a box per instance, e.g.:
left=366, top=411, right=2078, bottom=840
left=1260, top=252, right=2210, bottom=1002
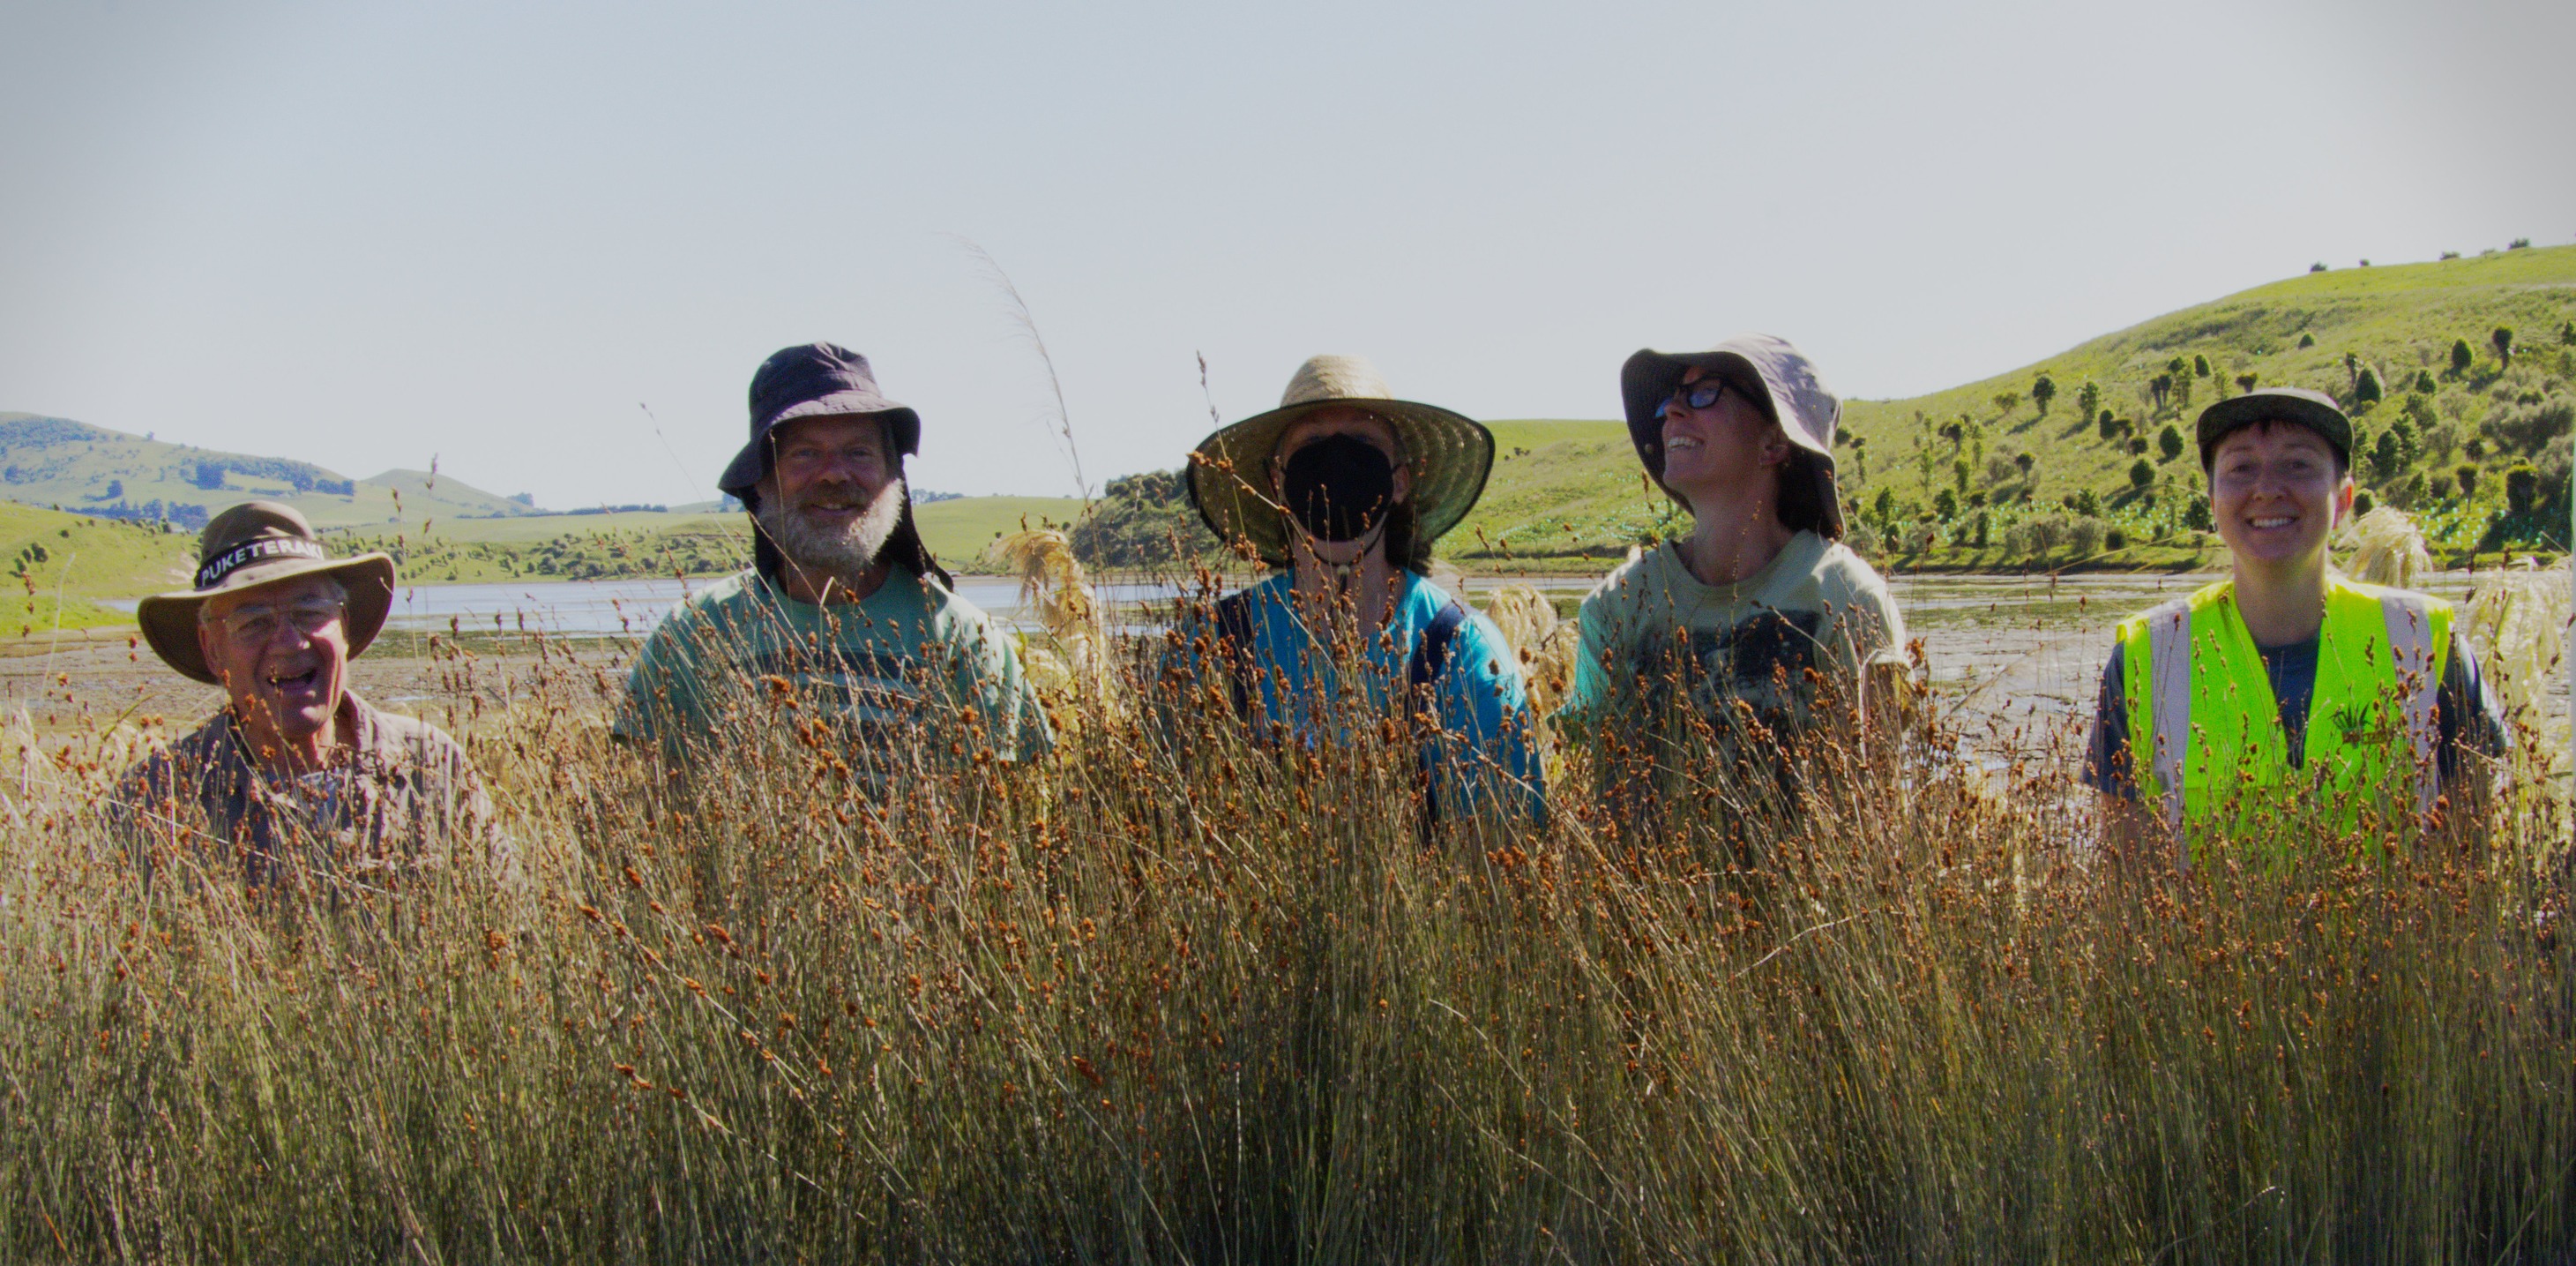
left=137, top=501, right=398, bottom=685
left=1186, top=356, right=1495, bottom=566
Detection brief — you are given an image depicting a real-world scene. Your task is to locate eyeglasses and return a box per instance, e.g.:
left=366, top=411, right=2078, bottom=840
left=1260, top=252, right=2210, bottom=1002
left=212, top=598, right=345, bottom=644
left=1657, top=378, right=1732, bottom=419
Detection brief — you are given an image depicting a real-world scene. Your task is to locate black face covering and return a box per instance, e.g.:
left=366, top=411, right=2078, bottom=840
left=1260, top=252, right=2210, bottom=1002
left=1280, top=433, right=1396, bottom=543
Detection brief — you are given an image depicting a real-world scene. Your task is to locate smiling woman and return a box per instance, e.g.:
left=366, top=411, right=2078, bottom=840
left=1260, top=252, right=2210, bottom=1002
left=1557, top=334, right=1908, bottom=827
left=2084, top=388, right=2509, bottom=849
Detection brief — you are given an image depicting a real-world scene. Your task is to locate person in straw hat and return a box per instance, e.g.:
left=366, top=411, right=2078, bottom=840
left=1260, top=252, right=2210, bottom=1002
left=1557, top=335, right=1908, bottom=819
left=2084, top=388, right=2502, bottom=859
left=111, top=501, right=499, bottom=888
left=617, top=342, right=1050, bottom=783
left=1183, top=354, right=1538, bottom=822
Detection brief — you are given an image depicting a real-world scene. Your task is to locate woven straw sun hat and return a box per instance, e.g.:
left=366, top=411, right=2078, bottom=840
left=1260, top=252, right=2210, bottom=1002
left=136, top=501, right=397, bottom=685
left=1186, top=356, right=1495, bottom=566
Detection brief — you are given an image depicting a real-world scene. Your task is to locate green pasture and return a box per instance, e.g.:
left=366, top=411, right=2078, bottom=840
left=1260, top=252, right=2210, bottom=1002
left=0, top=502, right=196, bottom=636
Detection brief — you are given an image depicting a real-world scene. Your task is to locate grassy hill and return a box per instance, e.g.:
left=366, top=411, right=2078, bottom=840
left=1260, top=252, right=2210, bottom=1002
left=0, top=415, right=545, bottom=531
left=1445, top=244, right=2576, bottom=570
left=0, top=501, right=198, bottom=636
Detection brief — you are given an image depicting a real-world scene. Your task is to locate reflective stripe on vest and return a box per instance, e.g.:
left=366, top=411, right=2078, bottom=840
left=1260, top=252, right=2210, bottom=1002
left=2381, top=589, right=2440, bottom=818
left=2142, top=598, right=2192, bottom=833
left=2126, top=577, right=2449, bottom=847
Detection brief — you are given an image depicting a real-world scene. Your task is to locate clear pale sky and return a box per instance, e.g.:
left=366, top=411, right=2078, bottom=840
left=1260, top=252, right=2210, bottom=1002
left=3, top=0, right=2568, bottom=509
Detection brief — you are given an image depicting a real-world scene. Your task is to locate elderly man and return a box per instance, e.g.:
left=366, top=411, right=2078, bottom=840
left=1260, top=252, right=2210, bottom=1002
left=617, top=342, right=1050, bottom=781
left=115, top=502, right=497, bottom=888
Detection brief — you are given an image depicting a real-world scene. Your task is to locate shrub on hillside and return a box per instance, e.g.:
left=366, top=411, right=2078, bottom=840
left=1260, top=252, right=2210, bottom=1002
left=2484, top=395, right=2572, bottom=457
left=2421, top=419, right=2461, bottom=465
left=2355, top=368, right=2384, bottom=404
left=2452, top=339, right=2476, bottom=376
left=2371, top=431, right=2408, bottom=483
left=1066, top=468, right=1220, bottom=569
left=2065, top=516, right=2106, bottom=558
left=2506, top=464, right=2539, bottom=515
left=2129, top=458, right=2155, bottom=489
left=2493, top=327, right=2515, bottom=368
left=2157, top=425, right=2184, bottom=462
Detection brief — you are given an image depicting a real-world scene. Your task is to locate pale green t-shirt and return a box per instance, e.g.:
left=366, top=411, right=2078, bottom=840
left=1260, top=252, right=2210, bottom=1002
left=616, top=569, right=1052, bottom=779
left=1559, top=531, right=1906, bottom=736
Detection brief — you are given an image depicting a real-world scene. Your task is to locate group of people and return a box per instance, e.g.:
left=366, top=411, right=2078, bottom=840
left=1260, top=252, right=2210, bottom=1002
left=108, top=335, right=2507, bottom=887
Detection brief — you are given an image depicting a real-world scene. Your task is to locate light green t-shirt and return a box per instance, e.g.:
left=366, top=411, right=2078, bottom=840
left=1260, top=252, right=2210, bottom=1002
left=616, top=569, right=1052, bottom=776
left=1559, top=531, right=1906, bottom=735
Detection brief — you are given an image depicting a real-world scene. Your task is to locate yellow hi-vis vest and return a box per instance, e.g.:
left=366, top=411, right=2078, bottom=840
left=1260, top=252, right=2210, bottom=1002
left=2117, top=575, right=2451, bottom=843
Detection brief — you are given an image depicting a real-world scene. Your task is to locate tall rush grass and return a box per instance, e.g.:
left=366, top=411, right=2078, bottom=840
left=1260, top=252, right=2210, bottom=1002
left=2, top=582, right=2571, bottom=1262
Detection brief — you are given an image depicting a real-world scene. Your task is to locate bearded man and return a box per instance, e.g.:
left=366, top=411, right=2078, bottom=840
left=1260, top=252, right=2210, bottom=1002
left=616, top=343, right=1051, bottom=781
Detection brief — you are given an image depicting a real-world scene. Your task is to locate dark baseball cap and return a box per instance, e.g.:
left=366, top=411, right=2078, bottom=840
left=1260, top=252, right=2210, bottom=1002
left=2195, top=387, right=2352, bottom=471
left=718, top=343, right=922, bottom=498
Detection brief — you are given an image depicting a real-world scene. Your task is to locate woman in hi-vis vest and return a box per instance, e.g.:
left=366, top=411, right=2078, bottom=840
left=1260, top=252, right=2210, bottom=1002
left=2083, top=388, right=2505, bottom=863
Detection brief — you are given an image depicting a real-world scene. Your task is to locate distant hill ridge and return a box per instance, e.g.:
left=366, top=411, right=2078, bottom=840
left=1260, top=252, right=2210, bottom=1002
left=0, top=412, right=544, bottom=530
left=1071, top=245, right=2576, bottom=568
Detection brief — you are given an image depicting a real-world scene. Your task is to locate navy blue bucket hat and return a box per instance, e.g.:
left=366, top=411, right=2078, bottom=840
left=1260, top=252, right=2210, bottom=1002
left=718, top=342, right=922, bottom=498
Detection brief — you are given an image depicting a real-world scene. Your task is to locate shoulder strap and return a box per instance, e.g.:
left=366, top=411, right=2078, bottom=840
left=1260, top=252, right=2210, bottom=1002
left=1213, top=590, right=1259, bottom=721
left=1407, top=598, right=1473, bottom=835
left=1407, top=600, right=1471, bottom=691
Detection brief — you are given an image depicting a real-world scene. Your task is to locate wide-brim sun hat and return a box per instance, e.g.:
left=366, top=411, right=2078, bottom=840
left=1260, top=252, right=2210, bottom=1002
left=2195, top=386, right=2353, bottom=471
left=718, top=341, right=923, bottom=499
left=1186, top=356, right=1495, bottom=567
left=137, top=500, right=397, bottom=685
left=1619, top=333, right=1844, bottom=536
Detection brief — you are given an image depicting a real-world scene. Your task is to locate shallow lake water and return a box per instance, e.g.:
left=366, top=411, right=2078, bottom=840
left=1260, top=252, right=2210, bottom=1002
left=101, top=567, right=2557, bottom=736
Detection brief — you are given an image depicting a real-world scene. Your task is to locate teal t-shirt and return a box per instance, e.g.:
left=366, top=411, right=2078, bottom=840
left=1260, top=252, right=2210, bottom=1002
left=616, top=568, right=1052, bottom=775
left=1193, top=571, right=1542, bottom=822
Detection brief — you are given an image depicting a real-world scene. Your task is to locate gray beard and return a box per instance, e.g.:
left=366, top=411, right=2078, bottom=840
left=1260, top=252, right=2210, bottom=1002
left=758, top=478, right=907, bottom=588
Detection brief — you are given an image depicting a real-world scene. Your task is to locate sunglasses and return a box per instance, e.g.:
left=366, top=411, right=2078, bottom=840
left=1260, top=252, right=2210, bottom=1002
left=1656, top=378, right=1733, bottom=420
